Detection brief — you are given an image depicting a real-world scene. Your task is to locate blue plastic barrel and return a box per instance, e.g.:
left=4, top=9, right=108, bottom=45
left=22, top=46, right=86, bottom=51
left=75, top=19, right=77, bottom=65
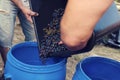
left=72, top=57, right=120, bottom=80
left=4, top=42, right=67, bottom=80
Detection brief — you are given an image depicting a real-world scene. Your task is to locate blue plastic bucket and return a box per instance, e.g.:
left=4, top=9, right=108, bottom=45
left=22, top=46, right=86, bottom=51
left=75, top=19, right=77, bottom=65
left=4, top=42, right=67, bottom=80
left=72, top=57, right=120, bottom=80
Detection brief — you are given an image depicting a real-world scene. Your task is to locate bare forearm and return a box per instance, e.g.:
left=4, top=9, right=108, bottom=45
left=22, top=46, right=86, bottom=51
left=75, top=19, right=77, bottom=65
left=60, top=0, right=113, bottom=50
left=11, top=0, right=24, bottom=10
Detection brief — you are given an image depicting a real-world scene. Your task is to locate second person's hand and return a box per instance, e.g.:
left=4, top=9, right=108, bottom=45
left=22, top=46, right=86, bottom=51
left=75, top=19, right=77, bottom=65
left=21, top=7, right=39, bottom=23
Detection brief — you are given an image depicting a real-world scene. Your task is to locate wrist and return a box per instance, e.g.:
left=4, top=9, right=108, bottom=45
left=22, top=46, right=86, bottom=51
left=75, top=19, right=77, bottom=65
left=19, top=5, right=26, bottom=11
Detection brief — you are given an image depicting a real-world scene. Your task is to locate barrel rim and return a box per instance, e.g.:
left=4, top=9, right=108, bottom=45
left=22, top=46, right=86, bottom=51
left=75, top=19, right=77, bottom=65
left=7, top=42, right=67, bottom=73
left=78, top=56, right=120, bottom=79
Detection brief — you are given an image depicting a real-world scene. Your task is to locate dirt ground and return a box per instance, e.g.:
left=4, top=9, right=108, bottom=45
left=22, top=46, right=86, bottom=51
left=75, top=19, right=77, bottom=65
left=0, top=1, right=120, bottom=80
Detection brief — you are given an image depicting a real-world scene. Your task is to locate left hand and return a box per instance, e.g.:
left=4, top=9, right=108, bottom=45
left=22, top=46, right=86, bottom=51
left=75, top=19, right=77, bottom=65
left=21, top=7, right=38, bottom=23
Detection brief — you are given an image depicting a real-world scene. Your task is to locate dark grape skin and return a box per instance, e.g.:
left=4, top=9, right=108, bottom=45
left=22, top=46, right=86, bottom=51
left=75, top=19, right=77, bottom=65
left=39, top=8, right=67, bottom=64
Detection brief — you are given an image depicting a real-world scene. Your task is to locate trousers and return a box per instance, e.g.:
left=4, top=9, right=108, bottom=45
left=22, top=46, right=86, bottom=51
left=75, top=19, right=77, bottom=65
left=0, top=0, right=35, bottom=47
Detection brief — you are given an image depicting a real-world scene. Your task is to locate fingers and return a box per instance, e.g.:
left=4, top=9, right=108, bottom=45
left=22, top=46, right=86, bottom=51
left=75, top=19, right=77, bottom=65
left=27, top=11, right=39, bottom=23
left=28, top=17, right=33, bottom=23
left=58, top=41, right=63, bottom=45
left=30, top=11, right=39, bottom=16
left=26, top=15, right=33, bottom=23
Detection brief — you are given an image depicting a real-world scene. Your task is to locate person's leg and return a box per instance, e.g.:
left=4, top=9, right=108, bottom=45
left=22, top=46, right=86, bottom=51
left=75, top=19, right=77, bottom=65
left=0, top=46, right=9, bottom=64
left=17, top=0, right=36, bottom=41
left=0, top=0, right=17, bottom=64
left=18, top=9, right=36, bottom=41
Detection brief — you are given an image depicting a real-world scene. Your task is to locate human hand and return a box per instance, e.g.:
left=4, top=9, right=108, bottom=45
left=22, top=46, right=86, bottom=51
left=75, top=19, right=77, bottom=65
left=59, top=38, right=88, bottom=51
left=21, top=7, right=38, bottom=23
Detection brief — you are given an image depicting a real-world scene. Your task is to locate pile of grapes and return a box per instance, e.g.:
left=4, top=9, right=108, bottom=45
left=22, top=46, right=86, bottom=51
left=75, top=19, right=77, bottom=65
left=39, top=8, right=67, bottom=63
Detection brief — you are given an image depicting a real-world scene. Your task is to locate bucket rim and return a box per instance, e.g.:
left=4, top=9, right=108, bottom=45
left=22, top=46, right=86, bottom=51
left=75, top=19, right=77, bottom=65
left=7, top=42, right=67, bottom=73
left=78, top=56, right=120, bottom=79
